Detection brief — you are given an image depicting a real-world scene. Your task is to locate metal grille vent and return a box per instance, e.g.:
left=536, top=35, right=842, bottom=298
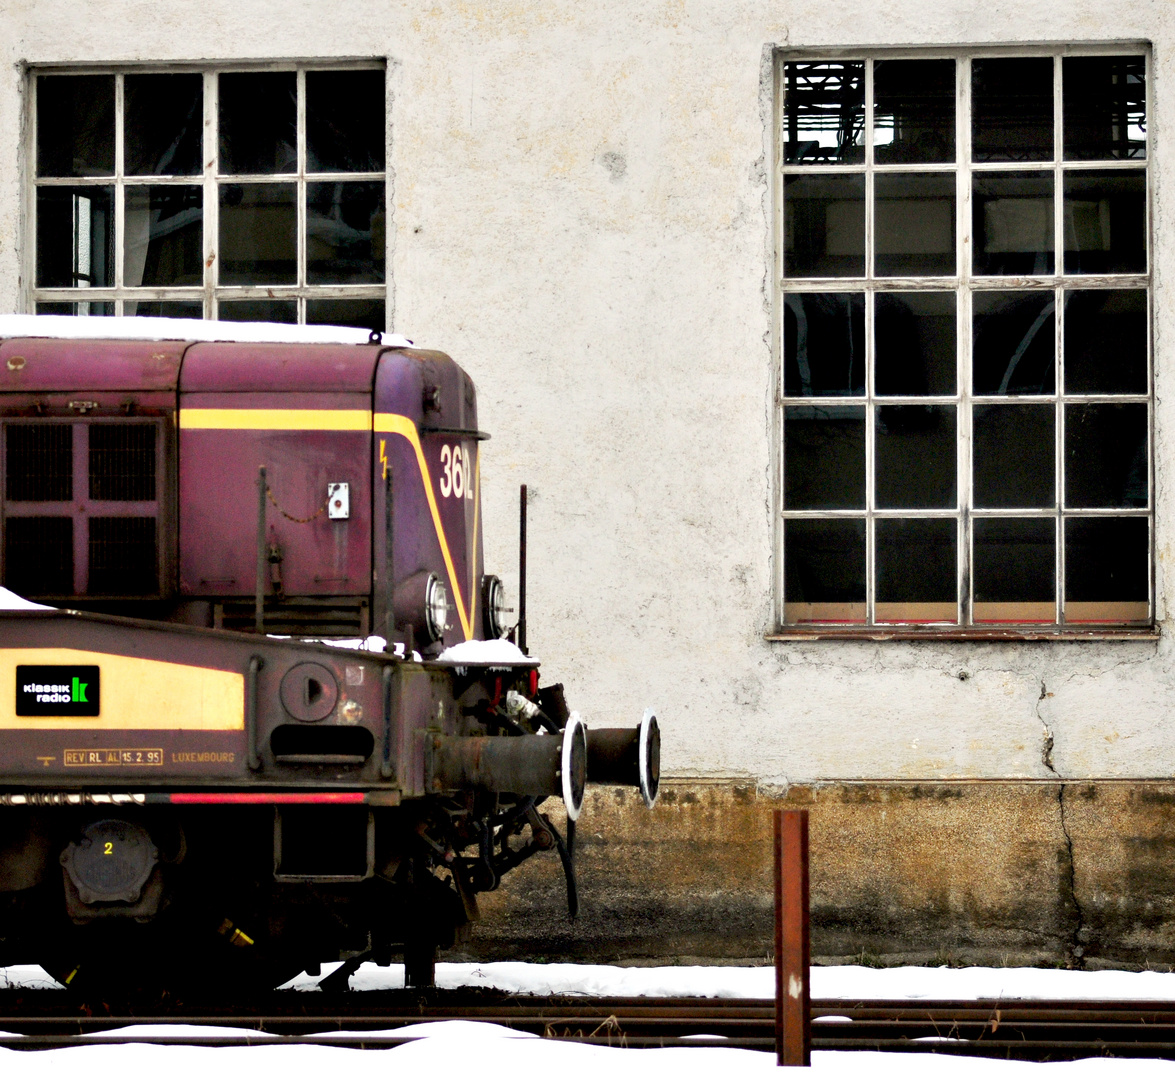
left=88, top=516, right=157, bottom=595
left=4, top=517, right=73, bottom=595
left=6, top=425, right=72, bottom=501
left=89, top=424, right=156, bottom=501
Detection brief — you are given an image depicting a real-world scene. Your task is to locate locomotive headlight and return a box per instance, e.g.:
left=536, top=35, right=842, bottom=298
left=482, top=574, right=508, bottom=639
left=425, top=574, right=450, bottom=640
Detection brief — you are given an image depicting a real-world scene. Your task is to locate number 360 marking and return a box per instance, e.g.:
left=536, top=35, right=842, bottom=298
left=439, top=444, right=474, bottom=501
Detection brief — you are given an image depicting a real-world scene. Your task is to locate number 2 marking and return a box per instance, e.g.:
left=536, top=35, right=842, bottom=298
left=438, top=444, right=474, bottom=501
left=103, top=842, right=113, bottom=855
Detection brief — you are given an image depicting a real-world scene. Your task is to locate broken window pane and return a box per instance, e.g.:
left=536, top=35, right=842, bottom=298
left=124, top=74, right=203, bottom=176
left=1064, top=56, right=1146, bottom=161
left=782, top=61, right=865, bottom=164
left=1065, top=517, right=1147, bottom=622
left=306, top=298, right=386, bottom=332
left=218, top=72, right=296, bottom=174
left=784, top=518, right=866, bottom=622
left=875, top=405, right=956, bottom=509
left=873, top=59, right=956, bottom=165
left=782, top=292, right=865, bottom=396
left=973, top=517, right=1055, bottom=622
left=784, top=174, right=865, bottom=278
left=124, top=185, right=203, bottom=288
left=874, top=173, right=956, bottom=277
left=1064, top=403, right=1147, bottom=508
left=972, top=291, right=1055, bottom=395
left=37, top=75, right=114, bottom=177
left=875, top=518, right=956, bottom=621
left=218, top=183, right=297, bottom=284
left=972, top=58, right=1054, bottom=162
left=1063, top=169, right=1146, bottom=274
left=1063, top=289, right=1147, bottom=395
left=307, top=70, right=385, bottom=173
left=218, top=299, right=297, bottom=323
left=875, top=292, right=956, bottom=396
left=783, top=406, right=865, bottom=510
left=307, top=181, right=386, bottom=284
left=973, top=172, right=1054, bottom=275
left=972, top=404, right=1055, bottom=508
left=36, top=186, right=115, bottom=288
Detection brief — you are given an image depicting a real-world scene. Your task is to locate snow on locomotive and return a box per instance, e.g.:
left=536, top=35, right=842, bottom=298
left=0, top=315, right=659, bottom=992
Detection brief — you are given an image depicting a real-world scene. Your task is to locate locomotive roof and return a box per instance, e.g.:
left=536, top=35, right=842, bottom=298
left=0, top=314, right=413, bottom=349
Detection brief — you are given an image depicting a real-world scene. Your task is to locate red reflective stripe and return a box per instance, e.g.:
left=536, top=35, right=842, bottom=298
left=168, top=792, right=367, bottom=805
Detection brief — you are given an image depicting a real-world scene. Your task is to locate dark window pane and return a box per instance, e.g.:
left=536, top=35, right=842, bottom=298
left=4, top=517, right=73, bottom=596
left=782, top=292, right=864, bottom=396
left=88, top=517, right=157, bottom=595
left=973, top=517, right=1055, bottom=621
left=1063, top=169, right=1145, bottom=274
left=218, top=72, right=296, bottom=174
left=124, top=185, right=203, bottom=288
left=35, top=301, right=114, bottom=316
left=784, top=174, right=865, bottom=278
left=784, top=518, right=865, bottom=622
left=217, top=299, right=297, bottom=323
left=782, top=61, right=864, bottom=164
left=218, top=183, right=296, bottom=284
left=972, top=58, right=1054, bottom=162
left=90, top=424, right=156, bottom=501
left=1065, top=517, right=1147, bottom=610
left=972, top=291, right=1055, bottom=395
left=127, top=300, right=204, bottom=319
left=307, top=181, right=385, bottom=284
left=36, top=75, right=114, bottom=177
left=307, top=70, right=385, bottom=173
left=1065, top=403, right=1147, bottom=509
left=125, top=74, right=203, bottom=176
left=36, top=186, right=115, bottom=288
left=783, top=406, right=865, bottom=510
left=973, top=172, right=1054, bottom=275
left=1063, top=56, right=1146, bottom=161
left=306, top=298, right=385, bottom=332
left=973, top=404, right=1055, bottom=508
left=6, top=424, right=72, bottom=501
left=874, top=172, right=955, bottom=276
left=875, top=292, right=955, bottom=395
left=1063, top=289, right=1146, bottom=395
left=875, top=405, right=956, bottom=509
left=874, top=59, right=955, bottom=165
left=875, top=518, right=956, bottom=621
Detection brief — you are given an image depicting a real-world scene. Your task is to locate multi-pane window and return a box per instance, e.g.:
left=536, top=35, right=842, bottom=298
left=30, top=64, right=386, bottom=330
left=776, top=50, right=1150, bottom=630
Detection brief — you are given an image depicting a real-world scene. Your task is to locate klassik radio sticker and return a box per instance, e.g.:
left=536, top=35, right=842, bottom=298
left=16, top=665, right=100, bottom=717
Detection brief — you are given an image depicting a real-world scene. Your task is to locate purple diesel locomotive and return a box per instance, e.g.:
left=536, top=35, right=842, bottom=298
left=0, top=316, right=658, bottom=992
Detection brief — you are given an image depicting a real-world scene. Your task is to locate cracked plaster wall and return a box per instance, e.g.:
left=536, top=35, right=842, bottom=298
left=0, top=2, right=1171, bottom=784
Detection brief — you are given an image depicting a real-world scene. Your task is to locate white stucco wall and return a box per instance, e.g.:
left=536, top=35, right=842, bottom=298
left=1, top=0, right=1173, bottom=782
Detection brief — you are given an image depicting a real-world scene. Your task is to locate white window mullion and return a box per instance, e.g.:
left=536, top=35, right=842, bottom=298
left=203, top=71, right=218, bottom=320
left=113, top=73, right=125, bottom=311
left=296, top=67, right=308, bottom=319
left=958, top=55, right=973, bottom=626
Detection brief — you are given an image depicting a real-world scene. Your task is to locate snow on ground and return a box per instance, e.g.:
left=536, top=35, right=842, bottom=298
left=0, top=587, right=52, bottom=610
left=0, top=313, right=412, bottom=348
left=5, top=963, right=1175, bottom=1075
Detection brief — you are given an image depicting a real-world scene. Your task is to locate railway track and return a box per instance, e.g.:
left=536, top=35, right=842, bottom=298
left=1, top=992, right=1175, bottom=1058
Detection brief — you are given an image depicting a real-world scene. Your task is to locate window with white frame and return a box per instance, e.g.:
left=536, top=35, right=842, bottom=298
left=30, top=63, right=386, bottom=330
left=775, top=50, right=1150, bottom=631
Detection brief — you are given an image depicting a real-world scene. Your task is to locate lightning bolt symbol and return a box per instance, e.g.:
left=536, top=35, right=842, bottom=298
left=379, top=438, right=388, bottom=481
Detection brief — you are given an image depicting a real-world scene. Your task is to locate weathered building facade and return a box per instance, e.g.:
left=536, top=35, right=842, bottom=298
left=2, top=0, right=1174, bottom=967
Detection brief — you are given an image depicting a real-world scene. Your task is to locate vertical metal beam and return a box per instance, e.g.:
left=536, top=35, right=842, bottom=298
left=518, top=483, right=528, bottom=654
left=255, top=466, right=267, bottom=634
left=384, top=461, right=395, bottom=643
left=775, top=808, right=810, bottom=1067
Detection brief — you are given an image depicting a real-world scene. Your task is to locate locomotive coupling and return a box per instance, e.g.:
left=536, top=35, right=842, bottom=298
left=427, top=714, right=587, bottom=820
left=585, top=708, right=660, bottom=809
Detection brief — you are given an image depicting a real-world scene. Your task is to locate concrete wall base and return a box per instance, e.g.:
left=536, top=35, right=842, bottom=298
left=453, top=779, right=1175, bottom=971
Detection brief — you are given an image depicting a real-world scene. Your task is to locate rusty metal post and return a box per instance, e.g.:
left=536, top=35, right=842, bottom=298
left=774, top=808, right=810, bottom=1066
left=518, top=483, right=527, bottom=654
left=255, top=467, right=267, bottom=635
